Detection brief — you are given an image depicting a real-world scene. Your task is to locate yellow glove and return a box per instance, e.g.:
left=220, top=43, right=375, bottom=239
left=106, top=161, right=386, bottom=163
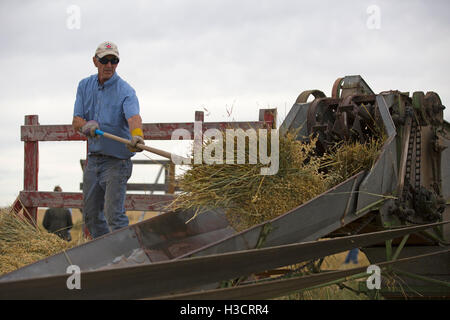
left=127, top=128, right=145, bottom=152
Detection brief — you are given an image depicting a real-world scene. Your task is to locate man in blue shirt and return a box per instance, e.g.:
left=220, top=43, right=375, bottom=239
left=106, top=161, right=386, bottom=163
left=72, top=41, right=145, bottom=238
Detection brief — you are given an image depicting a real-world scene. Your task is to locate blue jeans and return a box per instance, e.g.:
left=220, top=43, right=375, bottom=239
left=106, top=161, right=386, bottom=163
left=83, top=155, right=132, bottom=238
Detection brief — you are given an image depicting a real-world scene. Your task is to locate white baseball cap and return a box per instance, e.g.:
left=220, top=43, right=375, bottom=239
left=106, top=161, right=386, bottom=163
left=95, top=41, right=120, bottom=59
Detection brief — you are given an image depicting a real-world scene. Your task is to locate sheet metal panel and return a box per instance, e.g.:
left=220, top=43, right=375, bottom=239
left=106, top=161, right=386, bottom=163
left=356, top=94, right=398, bottom=216
left=0, top=208, right=233, bottom=282
left=154, top=249, right=449, bottom=300
left=145, top=227, right=235, bottom=261
left=442, top=121, right=450, bottom=200
left=441, top=121, right=450, bottom=241
left=363, top=246, right=450, bottom=275
left=180, top=172, right=365, bottom=259
left=279, top=103, right=310, bottom=138
left=363, top=246, right=450, bottom=289
left=267, top=173, right=365, bottom=244
left=0, top=227, right=143, bottom=282
left=376, top=94, right=397, bottom=139
left=356, top=138, right=397, bottom=215
left=162, top=267, right=371, bottom=300
left=0, top=221, right=446, bottom=299
left=135, top=208, right=228, bottom=248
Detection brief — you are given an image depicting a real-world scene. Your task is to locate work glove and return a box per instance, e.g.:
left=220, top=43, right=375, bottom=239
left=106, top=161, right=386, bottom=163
left=81, top=120, right=100, bottom=138
left=127, top=128, right=145, bottom=152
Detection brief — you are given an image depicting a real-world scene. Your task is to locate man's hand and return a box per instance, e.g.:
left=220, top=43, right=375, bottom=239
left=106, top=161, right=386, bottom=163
left=81, top=120, right=100, bottom=138
left=127, top=115, right=145, bottom=152
left=127, top=135, right=145, bottom=152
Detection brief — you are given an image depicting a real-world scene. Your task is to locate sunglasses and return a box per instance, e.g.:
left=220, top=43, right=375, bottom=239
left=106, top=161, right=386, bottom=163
left=97, top=56, right=120, bottom=65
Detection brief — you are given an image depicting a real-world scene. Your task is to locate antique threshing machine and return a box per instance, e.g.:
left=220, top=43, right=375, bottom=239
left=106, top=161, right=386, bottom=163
left=0, top=75, right=449, bottom=299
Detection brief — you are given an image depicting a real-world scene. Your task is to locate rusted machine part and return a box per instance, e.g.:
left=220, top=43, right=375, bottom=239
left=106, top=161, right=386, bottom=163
left=388, top=91, right=447, bottom=225
left=396, top=107, right=414, bottom=199
left=306, top=98, right=336, bottom=154
left=281, top=76, right=377, bottom=143
left=295, top=89, right=326, bottom=104
left=306, top=98, right=333, bottom=134
left=412, top=91, right=445, bottom=126
left=332, top=76, right=375, bottom=100
left=305, top=94, right=379, bottom=154
left=334, top=94, right=375, bottom=142
left=425, top=91, right=445, bottom=125
left=332, top=95, right=352, bottom=140
left=413, top=92, right=428, bottom=126
left=299, top=80, right=447, bottom=227
left=285, top=79, right=448, bottom=254
left=331, top=77, right=345, bottom=98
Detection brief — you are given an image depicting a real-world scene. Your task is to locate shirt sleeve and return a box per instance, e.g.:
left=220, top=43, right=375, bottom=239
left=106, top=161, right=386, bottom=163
left=73, top=81, right=85, bottom=118
left=123, top=89, right=140, bottom=120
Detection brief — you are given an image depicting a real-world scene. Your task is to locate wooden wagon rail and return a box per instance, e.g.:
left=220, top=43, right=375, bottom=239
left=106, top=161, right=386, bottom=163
left=15, top=109, right=277, bottom=221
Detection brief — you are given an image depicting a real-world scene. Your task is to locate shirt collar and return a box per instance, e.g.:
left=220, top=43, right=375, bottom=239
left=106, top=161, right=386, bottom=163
left=97, top=72, right=119, bottom=89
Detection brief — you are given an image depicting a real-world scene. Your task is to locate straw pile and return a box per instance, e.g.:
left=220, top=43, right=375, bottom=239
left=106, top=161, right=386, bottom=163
left=0, top=207, right=74, bottom=275
left=170, top=132, right=383, bottom=231
left=322, top=137, right=384, bottom=186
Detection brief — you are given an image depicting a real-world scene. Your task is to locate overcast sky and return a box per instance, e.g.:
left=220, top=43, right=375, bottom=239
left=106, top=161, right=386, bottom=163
left=0, top=0, right=449, bottom=207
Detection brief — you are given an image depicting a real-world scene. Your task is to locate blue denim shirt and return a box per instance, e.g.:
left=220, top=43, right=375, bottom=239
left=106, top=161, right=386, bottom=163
left=74, top=72, right=140, bottom=159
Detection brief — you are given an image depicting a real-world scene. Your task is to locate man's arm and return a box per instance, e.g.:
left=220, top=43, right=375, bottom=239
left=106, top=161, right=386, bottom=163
left=128, top=114, right=143, bottom=133
left=73, top=81, right=86, bottom=132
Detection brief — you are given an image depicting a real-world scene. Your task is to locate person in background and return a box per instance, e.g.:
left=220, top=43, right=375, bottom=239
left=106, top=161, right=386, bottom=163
left=42, top=186, right=73, bottom=241
left=344, top=248, right=359, bottom=264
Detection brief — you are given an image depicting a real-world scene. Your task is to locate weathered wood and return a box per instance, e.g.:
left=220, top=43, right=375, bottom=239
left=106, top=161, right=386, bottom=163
left=167, top=163, right=176, bottom=194
left=21, top=121, right=274, bottom=141
left=195, top=111, right=204, bottom=122
left=21, top=124, right=84, bottom=141
left=259, top=108, right=278, bottom=129
left=79, top=183, right=178, bottom=192
left=19, top=110, right=275, bottom=214
left=202, top=121, right=268, bottom=131
left=23, top=115, right=39, bottom=221
left=19, top=191, right=176, bottom=211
